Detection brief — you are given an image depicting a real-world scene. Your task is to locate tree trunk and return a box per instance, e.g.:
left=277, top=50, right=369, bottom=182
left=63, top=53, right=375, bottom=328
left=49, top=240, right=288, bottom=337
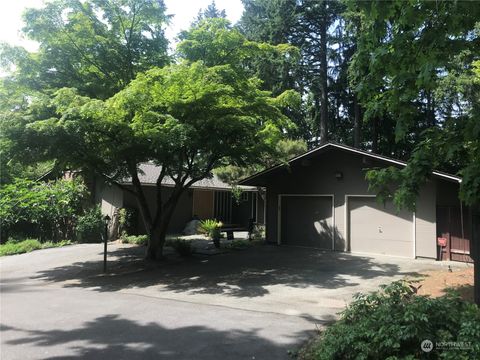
left=145, top=189, right=183, bottom=260
left=353, top=95, right=362, bottom=148
left=318, top=0, right=328, bottom=144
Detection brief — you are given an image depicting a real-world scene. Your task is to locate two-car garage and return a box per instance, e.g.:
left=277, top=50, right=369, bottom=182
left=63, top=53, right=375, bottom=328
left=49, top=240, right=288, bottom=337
left=240, top=142, right=463, bottom=261
left=278, top=194, right=414, bottom=257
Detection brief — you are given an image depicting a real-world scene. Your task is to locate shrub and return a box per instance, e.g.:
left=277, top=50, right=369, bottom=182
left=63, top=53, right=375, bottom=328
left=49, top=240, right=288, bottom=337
left=0, top=239, right=42, bottom=256
left=304, top=280, right=480, bottom=360
left=121, top=234, right=148, bottom=246
left=76, top=206, right=104, bottom=243
left=0, top=178, right=87, bottom=241
left=166, top=239, right=193, bottom=257
left=118, top=207, right=138, bottom=236
left=199, top=219, right=223, bottom=239
left=251, top=224, right=265, bottom=240
left=226, top=239, right=251, bottom=250
left=42, top=240, right=73, bottom=249
left=0, top=238, right=74, bottom=256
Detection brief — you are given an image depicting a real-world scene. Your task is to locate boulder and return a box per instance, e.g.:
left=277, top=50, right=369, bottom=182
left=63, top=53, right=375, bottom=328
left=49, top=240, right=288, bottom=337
left=183, top=219, right=201, bottom=235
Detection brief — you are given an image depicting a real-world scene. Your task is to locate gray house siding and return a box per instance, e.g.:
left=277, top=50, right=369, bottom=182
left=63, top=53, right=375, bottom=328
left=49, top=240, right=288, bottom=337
left=262, top=149, right=443, bottom=258
left=98, top=180, right=265, bottom=237
left=415, top=183, right=437, bottom=258
left=123, top=185, right=194, bottom=234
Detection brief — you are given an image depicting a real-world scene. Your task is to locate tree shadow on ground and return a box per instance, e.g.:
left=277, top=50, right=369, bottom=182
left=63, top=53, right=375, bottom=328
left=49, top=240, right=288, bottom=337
left=444, top=284, right=474, bottom=302
left=1, top=314, right=309, bottom=360
left=25, top=244, right=423, bottom=298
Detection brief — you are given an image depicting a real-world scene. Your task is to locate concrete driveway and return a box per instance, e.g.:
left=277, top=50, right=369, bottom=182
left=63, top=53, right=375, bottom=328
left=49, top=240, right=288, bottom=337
left=0, top=243, right=453, bottom=359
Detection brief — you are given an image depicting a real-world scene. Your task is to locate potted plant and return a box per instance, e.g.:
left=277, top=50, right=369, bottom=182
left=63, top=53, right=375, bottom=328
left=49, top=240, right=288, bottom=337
left=199, top=219, right=223, bottom=248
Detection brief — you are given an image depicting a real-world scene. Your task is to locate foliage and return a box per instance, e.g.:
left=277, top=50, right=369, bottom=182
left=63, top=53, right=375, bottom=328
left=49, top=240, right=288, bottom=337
left=230, top=185, right=244, bottom=204
left=199, top=219, right=223, bottom=240
left=0, top=239, right=42, bottom=256
left=75, top=206, right=104, bottom=243
left=0, top=159, right=56, bottom=185
left=251, top=224, right=266, bottom=240
left=240, top=0, right=353, bottom=144
left=362, top=48, right=480, bottom=208
left=178, top=17, right=298, bottom=76
left=42, top=239, right=73, bottom=249
left=304, top=280, right=480, bottom=360
left=166, top=239, right=193, bottom=257
left=118, top=207, right=138, bottom=237
left=0, top=238, right=72, bottom=256
left=0, top=178, right=87, bottom=241
left=347, top=0, right=480, bottom=142
left=121, top=234, right=148, bottom=246
left=225, top=239, right=252, bottom=250
left=4, top=54, right=294, bottom=259
left=214, top=138, right=307, bottom=184
left=190, top=0, right=226, bottom=28
left=1, top=0, right=170, bottom=99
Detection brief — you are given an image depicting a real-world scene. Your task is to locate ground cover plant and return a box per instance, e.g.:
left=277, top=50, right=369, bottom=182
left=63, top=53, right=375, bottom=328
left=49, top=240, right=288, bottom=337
left=297, top=280, right=480, bottom=359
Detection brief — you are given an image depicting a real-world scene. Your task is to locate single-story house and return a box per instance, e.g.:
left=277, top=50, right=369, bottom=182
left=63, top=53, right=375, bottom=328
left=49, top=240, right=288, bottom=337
left=239, top=142, right=471, bottom=262
left=96, top=163, right=265, bottom=237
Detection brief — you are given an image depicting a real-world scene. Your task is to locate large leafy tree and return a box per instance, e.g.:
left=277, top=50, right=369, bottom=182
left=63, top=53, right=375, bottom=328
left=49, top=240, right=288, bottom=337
left=348, top=0, right=480, bottom=303
left=1, top=0, right=170, bottom=100
left=4, top=44, right=296, bottom=260
left=178, top=18, right=305, bottom=184
left=346, top=0, right=480, bottom=155
left=1, top=0, right=170, bottom=183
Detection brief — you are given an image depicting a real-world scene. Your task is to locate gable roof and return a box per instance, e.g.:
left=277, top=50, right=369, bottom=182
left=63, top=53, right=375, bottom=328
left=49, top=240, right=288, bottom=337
left=121, top=163, right=256, bottom=191
left=239, top=142, right=461, bottom=186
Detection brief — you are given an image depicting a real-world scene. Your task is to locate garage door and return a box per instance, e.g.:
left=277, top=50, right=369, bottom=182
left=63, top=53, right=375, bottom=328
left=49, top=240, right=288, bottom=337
left=348, top=197, right=413, bottom=257
left=280, top=196, right=333, bottom=249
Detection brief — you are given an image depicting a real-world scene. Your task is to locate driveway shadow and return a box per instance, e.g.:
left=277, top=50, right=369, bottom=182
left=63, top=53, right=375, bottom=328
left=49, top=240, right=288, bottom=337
left=26, top=244, right=422, bottom=298
left=1, top=314, right=308, bottom=359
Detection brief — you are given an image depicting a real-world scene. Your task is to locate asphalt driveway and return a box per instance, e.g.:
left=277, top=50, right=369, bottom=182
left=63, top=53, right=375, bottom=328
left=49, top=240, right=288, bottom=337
left=0, top=243, right=454, bottom=359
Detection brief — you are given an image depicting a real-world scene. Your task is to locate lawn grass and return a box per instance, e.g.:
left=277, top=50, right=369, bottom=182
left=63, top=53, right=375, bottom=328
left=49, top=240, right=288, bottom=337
left=0, top=239, right=73, bottom=256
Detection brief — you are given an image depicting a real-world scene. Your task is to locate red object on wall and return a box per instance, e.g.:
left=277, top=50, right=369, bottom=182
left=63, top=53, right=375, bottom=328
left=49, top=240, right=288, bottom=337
left=437, top=237, right=447, bottom=247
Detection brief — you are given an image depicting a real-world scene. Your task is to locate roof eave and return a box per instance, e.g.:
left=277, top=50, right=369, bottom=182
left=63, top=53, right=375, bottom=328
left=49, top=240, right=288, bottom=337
left=238, top=142, right=462, bottom=186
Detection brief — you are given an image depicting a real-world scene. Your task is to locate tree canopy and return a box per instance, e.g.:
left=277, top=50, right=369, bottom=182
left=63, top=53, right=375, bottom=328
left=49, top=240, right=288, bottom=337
left=4, top=44, right=296, bottom=258
left=1, top=0, right=170, bottom=99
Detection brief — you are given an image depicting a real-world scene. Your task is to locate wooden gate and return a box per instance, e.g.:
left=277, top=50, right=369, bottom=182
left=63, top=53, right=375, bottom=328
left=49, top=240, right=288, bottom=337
left=436, top=206, right=472, bottom=262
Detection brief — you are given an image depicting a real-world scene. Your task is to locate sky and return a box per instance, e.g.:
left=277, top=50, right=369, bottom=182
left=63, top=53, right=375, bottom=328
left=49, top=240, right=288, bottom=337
left=0, top=0, right=245, bottom=52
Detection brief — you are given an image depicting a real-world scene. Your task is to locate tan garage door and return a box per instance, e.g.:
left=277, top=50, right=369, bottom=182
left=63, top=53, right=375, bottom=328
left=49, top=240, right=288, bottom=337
left=280, top=196, right=333, bottom=249
left=348, top=197, right=413, bottom=257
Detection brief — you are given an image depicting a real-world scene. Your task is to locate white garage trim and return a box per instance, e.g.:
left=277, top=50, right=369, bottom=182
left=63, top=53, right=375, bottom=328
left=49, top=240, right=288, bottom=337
left=345, top=195, right=416, bottom=259
left=278, top=194, right=335, bottom=248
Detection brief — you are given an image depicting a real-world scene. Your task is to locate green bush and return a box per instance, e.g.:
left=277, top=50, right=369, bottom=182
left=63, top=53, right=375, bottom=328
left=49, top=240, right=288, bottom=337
left=76, top=206, right=104, bottom=243
left=251, top=224, right=265, bottom=240
left=0, top=239, right=42, bottom=256
left=0, top=238, right=74, bottom=256
left=118, top=207, right=138, bottom=236
left=226, top=239, right=251, bottom=250
left=166, top=239, right=193, bottom=257
left=304, top=280, right=480, bottom=360
left=0, top=178, right=87, bottom=241
left=121, top=234, right=148, bottom=246
left=199, top=219, right=223, bottom=239
left=42, top=240, right=73, bottom=249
